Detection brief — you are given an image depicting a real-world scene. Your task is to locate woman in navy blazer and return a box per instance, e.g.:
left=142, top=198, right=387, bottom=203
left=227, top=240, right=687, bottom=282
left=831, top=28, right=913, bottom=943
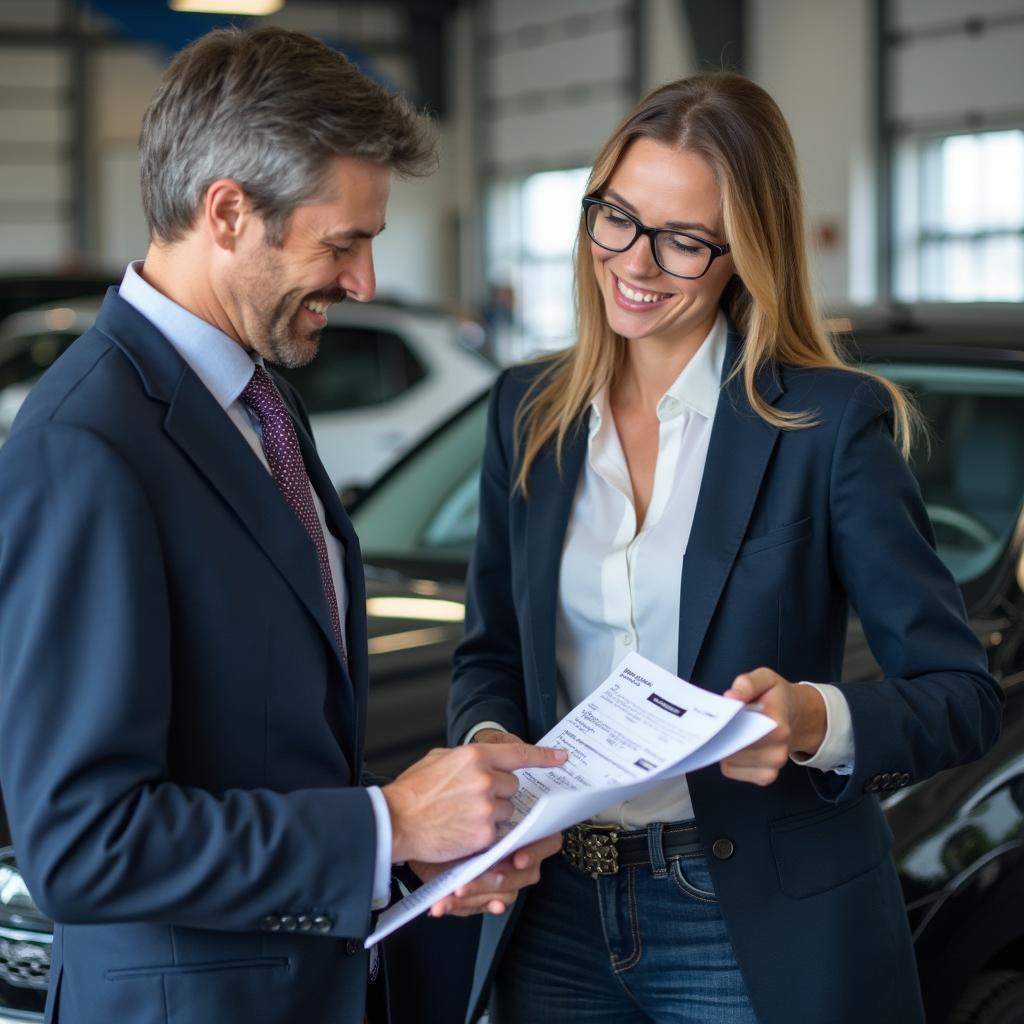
left=447, top=73, right=1003, bottom=1024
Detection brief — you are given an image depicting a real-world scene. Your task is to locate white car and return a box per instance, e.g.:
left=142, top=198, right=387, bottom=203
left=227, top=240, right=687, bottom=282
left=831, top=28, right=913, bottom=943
left=0, top=296, right=495, bottom=490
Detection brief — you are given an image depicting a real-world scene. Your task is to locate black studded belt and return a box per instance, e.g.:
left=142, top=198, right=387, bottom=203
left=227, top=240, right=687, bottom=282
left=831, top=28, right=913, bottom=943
left=562, top=821, right=702, bottom=877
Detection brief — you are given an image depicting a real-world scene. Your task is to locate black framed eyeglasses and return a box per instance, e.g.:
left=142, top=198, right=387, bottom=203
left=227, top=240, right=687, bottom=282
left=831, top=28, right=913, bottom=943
left=582, top=196, right=730, bottom=280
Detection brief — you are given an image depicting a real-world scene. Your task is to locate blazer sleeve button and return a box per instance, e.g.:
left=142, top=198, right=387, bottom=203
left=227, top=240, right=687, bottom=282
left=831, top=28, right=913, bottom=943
left=280, top=915, right=297, bottom=932
left=313, top=915, right=332, bottom=934
left=711, top=838, right=735, bottom=860
left=260, top=915, right=281, bottom=932
left=297, top=915, right=313, bottom=931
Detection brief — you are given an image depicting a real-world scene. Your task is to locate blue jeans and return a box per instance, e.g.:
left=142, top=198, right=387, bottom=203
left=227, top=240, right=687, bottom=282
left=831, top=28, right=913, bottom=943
left=491, top=824, right=759, bottom=1024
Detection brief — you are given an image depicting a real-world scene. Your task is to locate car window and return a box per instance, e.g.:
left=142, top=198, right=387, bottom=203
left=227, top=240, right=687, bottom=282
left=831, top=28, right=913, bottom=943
left=279, top=325, right=426, bottom=414
left=354, top=362, right=1024, bottom=587
left=0, top=331, right=78, bottom=389
left=873, top=363, right=1024, bottom=583
left=352, top=397, right=487, bottom=566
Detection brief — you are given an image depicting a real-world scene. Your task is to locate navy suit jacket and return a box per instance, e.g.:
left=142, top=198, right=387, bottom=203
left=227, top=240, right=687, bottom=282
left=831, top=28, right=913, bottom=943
left=0, top=289, right=383, bottom=1023
left=448, top=329, right=1004, bottom=1024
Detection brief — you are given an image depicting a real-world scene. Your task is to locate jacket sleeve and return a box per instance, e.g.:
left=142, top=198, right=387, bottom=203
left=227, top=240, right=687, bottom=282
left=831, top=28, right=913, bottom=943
left=0, top=424, right=378, bottom=937
left=817, top=378, right=1004, bottom=802
left=447, top=370, right=530, bottom=744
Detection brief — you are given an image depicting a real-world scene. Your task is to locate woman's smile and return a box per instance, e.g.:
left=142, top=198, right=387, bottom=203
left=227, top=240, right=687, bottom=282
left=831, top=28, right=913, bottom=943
left=611, top=273, right=674, bottom=311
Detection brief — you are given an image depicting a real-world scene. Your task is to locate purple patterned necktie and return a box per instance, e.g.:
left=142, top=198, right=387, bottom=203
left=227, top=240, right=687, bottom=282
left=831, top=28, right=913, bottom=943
left=240, top=365, right=347, bottom=665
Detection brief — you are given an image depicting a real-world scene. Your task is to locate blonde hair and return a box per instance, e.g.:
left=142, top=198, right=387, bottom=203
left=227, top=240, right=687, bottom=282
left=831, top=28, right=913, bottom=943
left=514, top=72, right=915, bottom=495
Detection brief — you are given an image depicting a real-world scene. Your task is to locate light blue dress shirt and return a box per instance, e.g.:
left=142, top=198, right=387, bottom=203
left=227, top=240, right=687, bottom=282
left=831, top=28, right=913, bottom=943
left=118, top=262, right=393, bottom=907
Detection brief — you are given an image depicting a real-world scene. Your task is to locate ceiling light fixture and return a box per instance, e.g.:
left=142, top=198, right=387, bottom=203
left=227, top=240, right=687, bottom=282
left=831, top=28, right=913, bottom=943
left=169, top=0, right=284, bottom=15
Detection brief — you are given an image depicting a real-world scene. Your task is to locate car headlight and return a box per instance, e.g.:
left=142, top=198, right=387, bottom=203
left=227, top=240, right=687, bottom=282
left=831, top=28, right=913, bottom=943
left=0, top=850, right=49, bottom=934
left=0, top=849, right=51, bottom=996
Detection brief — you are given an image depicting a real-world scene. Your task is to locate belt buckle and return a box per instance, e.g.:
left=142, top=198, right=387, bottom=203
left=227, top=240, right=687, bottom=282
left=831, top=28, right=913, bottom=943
left=563, top=823, right=619, bottom=877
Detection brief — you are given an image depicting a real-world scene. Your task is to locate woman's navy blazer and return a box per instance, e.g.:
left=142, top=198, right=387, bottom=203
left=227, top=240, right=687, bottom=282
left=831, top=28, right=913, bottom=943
left=448, top=327, right=1004, bottom=1024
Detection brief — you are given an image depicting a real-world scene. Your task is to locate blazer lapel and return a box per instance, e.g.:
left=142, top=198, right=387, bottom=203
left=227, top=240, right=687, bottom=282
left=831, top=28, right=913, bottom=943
left=676, top=329, right=784, bottom=688
left=524, top=419, right=588, bottom=730
left=163, top=374, right=350, bottom=673
left=291, top=417, right=366, bottom=759
left=98, top=291, right=350, bottom=685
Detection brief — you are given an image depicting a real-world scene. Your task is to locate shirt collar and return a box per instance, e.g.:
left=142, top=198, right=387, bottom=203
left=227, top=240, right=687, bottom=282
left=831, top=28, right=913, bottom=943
left=589, top=308, right=728, bottom=432
left=118, top=261, right=258, bottom=411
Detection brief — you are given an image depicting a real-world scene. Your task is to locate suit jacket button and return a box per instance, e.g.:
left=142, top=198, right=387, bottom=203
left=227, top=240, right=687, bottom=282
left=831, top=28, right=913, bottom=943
left=345, top=939, right=359, bottom=955
left=297, top=915, right=313, bottom=931
left=711, top=838, right=735, bottom=860
left=880, top=772, right=892, bottom=785
left=900, top=772, right=911, bottom=786
left=260, top=915, right=281, bottom=932
left=313, top=915, right=332, bottom=934
left=280, top=915, right=297, bottom=932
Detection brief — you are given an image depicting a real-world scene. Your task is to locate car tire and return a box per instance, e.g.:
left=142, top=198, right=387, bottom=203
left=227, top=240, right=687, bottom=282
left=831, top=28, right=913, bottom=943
left=948, top=970, right=1024, bottom=1024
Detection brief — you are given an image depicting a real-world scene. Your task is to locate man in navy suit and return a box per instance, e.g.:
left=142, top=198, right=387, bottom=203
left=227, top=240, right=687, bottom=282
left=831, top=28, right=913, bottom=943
left=0, top=26, right=564, bottom=1024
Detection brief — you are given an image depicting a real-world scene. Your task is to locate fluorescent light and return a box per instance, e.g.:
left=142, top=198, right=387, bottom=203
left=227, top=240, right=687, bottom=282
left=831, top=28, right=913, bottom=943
left=368, top=627, right=451, bottom=656
left=365, top=597, right=465, bottom=623
left=169, top=0, right=284, bottom=14
left=44, top=307, right=76, bottom=330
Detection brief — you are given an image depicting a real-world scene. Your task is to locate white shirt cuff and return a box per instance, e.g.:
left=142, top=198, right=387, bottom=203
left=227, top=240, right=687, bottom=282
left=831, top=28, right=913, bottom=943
left=365, top=786, right=393, bottom=909
left=789, top=682, right=854, bottom=775
left=463, top=720, right=508, bottom=744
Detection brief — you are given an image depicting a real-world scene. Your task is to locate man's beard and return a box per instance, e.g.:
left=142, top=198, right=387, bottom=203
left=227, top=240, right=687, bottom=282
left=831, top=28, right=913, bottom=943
left=242, top=246, right=345, bottom=369
left=260, top=291, right=323, bottom=369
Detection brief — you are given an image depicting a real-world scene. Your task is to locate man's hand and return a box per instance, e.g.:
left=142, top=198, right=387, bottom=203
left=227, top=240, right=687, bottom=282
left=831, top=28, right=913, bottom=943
left=719, top=668, right=826, bottom=786
left=382, top=741, right=567, bottom=864
left=470, top=728, right=521, bottom=746
left=408, top=831, right=562, bottom=918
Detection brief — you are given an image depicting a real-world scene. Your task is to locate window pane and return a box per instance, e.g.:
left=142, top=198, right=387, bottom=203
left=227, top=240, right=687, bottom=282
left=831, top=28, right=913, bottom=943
left=919, top=237, right=1024, bottom=302
left=938, top=131, right=1024, bottom=232
left=522, top=168, right=591, bottom=259
left=978, top=234, right=1024, bottom=301
left=901, top=129, right=1024, bottom=302
left=485, top=167, right=590, bottom=361
left=520, top=259, right=576, bottom=351
left=980, top=131, right=1024, bottom=229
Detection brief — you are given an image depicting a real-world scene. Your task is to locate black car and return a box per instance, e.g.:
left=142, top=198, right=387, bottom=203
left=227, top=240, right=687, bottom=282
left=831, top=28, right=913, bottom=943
left=1, top=323, right=1023, bottom=1023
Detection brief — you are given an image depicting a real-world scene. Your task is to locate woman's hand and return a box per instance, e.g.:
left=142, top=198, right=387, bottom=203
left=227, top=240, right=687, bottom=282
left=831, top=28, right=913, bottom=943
left=409, top=831, right=563, bottom=917
left=719, top=668, right=827, bottom=785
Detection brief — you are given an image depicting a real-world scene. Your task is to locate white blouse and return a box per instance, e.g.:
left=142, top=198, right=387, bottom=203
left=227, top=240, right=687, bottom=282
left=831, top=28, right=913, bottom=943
left=554, top=312, right=853, bottom=827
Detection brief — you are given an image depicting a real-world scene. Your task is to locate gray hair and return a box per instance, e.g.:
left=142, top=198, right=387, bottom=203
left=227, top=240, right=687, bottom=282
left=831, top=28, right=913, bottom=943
left=139, top=26, right=437, bottom=245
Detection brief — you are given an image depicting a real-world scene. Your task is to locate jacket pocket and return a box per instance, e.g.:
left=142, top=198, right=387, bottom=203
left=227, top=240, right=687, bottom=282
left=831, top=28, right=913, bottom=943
left=737, top=516, right=812, bottom=558
left=769, top=796, right=893, bottom=898
left=106, top=957, right=289, bottom=981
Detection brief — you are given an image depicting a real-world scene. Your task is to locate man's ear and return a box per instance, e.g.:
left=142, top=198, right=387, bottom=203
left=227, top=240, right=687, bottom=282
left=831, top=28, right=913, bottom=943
left=203, top=179, right=255, bottom=251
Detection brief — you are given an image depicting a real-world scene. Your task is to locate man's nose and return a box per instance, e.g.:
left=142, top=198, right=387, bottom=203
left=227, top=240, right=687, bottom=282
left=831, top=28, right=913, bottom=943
left=340, top=246, right=376, bottom=302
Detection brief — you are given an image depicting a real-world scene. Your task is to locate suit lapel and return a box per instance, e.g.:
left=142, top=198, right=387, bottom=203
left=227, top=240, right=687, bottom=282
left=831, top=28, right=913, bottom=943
left=98, top=290, right=353, bottom=696
left=524, top=419, right=588, bottom=730
left=162, top=372, right=350, bottom=674
left=676, top=330, right=783, bottom=687
left=291, top=416, right=366, bottom=760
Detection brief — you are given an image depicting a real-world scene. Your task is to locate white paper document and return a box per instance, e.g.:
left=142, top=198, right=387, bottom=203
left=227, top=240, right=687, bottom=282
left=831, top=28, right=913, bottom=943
left=366, top=653, right=774, bottom=947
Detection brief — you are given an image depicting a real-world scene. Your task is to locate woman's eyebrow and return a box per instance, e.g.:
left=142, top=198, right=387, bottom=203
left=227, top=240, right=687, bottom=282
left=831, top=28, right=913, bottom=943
left=604, top=188, right=718, bottom=237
